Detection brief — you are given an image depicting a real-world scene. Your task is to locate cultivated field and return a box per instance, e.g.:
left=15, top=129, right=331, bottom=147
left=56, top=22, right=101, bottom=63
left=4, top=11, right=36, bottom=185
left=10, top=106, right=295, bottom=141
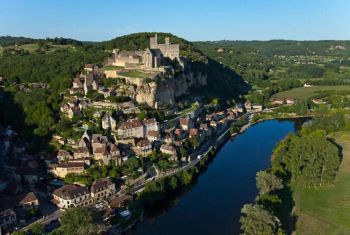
left=294, top=132, right=350, bottom=235
left=273, top=85, right=350, bottom=101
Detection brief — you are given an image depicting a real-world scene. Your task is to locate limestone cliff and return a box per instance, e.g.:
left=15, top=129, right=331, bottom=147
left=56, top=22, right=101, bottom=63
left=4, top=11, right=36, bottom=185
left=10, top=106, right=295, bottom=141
left=135, top=71, right=207, bottom=107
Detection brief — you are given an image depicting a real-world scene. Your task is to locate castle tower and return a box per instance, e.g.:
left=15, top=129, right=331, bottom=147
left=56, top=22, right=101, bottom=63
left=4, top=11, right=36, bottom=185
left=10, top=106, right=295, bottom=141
left=150, top=34, right=158, bottom=49
left=165, top=37, right=170, bottom=45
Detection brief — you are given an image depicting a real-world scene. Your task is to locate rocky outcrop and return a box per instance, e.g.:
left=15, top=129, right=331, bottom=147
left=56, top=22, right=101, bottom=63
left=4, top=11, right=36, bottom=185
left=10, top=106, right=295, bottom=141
left=135, top=71, right=207, bottom=108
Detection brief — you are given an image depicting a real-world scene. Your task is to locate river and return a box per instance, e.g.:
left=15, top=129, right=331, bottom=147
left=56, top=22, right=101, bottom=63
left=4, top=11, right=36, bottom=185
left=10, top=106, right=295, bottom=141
left=127, top=119, right=302, bottom=235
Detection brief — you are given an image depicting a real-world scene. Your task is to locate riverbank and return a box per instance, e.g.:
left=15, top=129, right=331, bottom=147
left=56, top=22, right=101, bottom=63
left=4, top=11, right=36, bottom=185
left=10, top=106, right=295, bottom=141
left=127, top=120, right=297, bottom=235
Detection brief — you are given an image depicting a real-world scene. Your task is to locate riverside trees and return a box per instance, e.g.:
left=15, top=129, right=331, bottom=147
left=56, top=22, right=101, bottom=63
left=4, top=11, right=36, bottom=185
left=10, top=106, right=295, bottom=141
left=240, top=116, right=342, bottom=234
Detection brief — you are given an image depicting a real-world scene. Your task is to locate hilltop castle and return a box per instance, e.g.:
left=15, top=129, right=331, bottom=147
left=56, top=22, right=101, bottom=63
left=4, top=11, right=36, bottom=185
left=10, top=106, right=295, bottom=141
left=112, top=34, right=180, bottom=69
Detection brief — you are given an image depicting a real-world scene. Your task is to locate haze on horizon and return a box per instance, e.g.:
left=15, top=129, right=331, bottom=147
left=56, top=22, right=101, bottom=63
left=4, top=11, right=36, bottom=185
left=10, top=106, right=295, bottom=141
left=1, top=0, right=350, bottom=42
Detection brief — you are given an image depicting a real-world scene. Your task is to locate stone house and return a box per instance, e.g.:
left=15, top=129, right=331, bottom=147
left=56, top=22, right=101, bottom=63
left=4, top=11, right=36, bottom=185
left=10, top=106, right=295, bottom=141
left=53, top=185, right=92, bottom=209
left=102, top=144, right=122, bottom=166
left=146, top=130, right=160, bottom=142
left=73, top=147, right=90, bottom=159
left=19, top=192, right=39, bottom=209
left=134, top=139, right=152, bottom=156
left=0, top=209, right=17, bottom=230
left=102, top=113, right=116, bottom=130
left=164, top=134, right=173, bottom=145
left=91, top=178, right=115, bottom=201
left=179, top=115, right=193, bottom=131
left=174, top=128, right=187, bottom=141
left=79, top=131, right=91, bottom=148
left=57, top=150, right=73, bottom=162
left=117, top=119, right=144, bottom=138
left=252, top=104, right=263, bottom=112
left=160, top=144, right=177, bottom=156
left=200, top=123, right=212, bottom=137
left=15, top=167, right=40, bottom=184
left=91, top=134, right=109, bottom=153
left=50, top=162, right=85, bottom=178
left=142, top=118, right=159, bottom=135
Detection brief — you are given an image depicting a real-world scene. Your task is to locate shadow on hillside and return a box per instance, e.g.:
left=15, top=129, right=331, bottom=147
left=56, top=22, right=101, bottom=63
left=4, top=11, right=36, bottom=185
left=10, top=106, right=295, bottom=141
left=0, top=88, right=53, bottom=154
left=189, top=58, right=250, bottom=102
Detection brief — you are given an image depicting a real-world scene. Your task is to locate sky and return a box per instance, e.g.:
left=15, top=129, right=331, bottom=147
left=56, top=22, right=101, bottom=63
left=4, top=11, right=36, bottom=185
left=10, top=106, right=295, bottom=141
left=1, top=0, right=350, bottom=42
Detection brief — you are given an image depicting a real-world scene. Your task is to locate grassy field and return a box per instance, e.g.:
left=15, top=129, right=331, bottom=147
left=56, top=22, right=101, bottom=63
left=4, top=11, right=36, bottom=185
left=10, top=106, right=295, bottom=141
left=120, top=70, right=155, bottom=78
left=273, top=85, right=350, bottom=101
left=294, top=132, right=350, bottom=235
left=0, top=42, right=75, bottom=54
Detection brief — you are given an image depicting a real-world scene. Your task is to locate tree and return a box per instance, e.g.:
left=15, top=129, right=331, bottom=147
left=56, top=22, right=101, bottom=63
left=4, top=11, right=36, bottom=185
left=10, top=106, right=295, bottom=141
left=271, top=131, right=340, bottom=187
left=240, top=204, right=280, bottom=235
left=256, top=171, right=283, bottom=195
left=178, top=170, right=192, bottom=186
left=166, top=176, right=178, bottom=191
left=29, top=223, right=44, bottom=235
left=60, top=207, right=99, bottom=235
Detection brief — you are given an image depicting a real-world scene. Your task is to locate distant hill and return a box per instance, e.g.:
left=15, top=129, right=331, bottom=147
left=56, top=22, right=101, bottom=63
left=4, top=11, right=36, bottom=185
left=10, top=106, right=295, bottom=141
left=195, top=40, right=350, bottom=56
left=0, top=36, right=84, bottom=47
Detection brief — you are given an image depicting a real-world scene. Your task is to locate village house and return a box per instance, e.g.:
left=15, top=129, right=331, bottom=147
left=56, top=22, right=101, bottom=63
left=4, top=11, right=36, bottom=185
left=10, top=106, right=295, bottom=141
left=285, top=98, right=296, bottom=105
left=199, top=123, right=212, bottom=138
left=160, top=144, right=177, bottom=156
left=98, top=87, right=112, bottom=98
left=93, top=146, right=109, bottom=161
left=53, top=184, right=92, bottom=209
left=91, top=178, right=115, bottom=201
left=73, top=147, right=90, bottom=159
left=174, top=128, right=187, bottom=141
left=244, top=101, right=252, bottom=112
left=79, top=131, right=91, bottom=148
left=252, top=104, right=263, bottom=112
left=117, top=119, right=144, bottom=138
left=57, top=150, right=73, bottom=162
left=91, top=134, right=109, bottom=153
left=50, top=162, right=85, bottom=178
left=179, top=115, right=193, bottom=131
left=227, top=109, right=238, bottom=120
left=15, top=167, right=40, bottom=184
left=102, top=113, right=116, bottom=130
left=142, top=118, right=159, bottom=135
left=109, top=195, right=133, bottom=209
left=19, top=192, right=39, bottom=209
left=68, top=158, right=91, bottom=166
left=164, top=134, right=173, bottom=145
left=102, top=144, right=122, bottom=166
left=146, top=130, right=160, bottom=142
left=0, top=209, right=17, bottom=230
left=134, top=139, right=152, bottom=156
left=60, top=103, right=82, bottom=119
